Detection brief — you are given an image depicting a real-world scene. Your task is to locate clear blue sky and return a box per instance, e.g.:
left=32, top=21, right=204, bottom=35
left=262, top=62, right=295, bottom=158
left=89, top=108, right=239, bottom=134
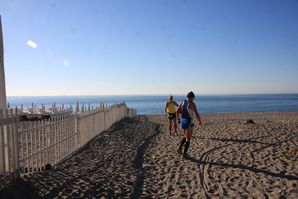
left=1, top=0, right=298, bottom=96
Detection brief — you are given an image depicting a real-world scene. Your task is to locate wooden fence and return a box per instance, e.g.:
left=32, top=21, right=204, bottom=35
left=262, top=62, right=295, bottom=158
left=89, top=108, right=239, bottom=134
left=77, top=103, right=127, bottom=147
left=0, top=109, right=18, bottom=188
left=18, top=111, right=77, bottom=174
left=0, top=103, right=136, bottom=189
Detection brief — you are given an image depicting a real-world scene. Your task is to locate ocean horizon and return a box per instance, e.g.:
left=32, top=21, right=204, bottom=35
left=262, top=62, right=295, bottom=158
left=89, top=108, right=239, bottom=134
left=6, top=94, right=298, bottom=115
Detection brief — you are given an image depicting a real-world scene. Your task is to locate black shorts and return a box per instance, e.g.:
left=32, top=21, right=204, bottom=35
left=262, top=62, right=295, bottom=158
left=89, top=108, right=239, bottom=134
left=167, top=113, right=176, bottom=120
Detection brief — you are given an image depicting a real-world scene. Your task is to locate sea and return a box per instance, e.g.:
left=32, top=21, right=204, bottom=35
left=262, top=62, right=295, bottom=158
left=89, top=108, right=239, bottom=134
left=6, top=94, right=298, bottom=115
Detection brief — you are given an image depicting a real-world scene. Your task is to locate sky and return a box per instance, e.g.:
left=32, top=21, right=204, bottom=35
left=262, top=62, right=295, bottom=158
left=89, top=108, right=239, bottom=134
left=0, top=0, right=298, bottom=96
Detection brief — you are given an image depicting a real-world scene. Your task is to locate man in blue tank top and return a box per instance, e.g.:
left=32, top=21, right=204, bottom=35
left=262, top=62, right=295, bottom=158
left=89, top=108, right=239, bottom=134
left=176, top=91, right=202, bottom=157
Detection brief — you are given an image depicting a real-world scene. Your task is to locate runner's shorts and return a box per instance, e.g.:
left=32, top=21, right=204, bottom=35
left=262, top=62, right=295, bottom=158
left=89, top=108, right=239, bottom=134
left=167, top=113, right=176, bottom=120
left=180, top=118, right=194, bottom=129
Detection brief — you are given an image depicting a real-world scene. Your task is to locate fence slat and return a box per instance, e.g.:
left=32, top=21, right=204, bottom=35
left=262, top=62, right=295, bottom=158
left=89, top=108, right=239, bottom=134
left=0, top=110, right=5, bottom=175
left=5, top=109, right=12, bottom=179
left=11, top=109, right=19, bottom=178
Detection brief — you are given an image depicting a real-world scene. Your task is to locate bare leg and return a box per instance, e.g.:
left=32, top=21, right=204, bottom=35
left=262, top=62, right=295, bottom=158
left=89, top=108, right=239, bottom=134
left=177, top=129, right=187, bottom=154
left=173, top=118, right=177, bottom=132
left=184, top=127, right=193, bottom=156
left=168, top=119, right=172, bottom=133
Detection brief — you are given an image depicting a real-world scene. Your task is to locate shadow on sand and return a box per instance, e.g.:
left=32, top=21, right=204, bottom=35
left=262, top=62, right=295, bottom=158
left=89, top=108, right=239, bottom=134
left=185, top=155, right=298, bottom=181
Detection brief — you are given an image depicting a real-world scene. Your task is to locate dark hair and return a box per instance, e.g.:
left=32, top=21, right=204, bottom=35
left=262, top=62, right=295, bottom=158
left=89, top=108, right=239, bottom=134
left=187, top=91, right=195, bottom=98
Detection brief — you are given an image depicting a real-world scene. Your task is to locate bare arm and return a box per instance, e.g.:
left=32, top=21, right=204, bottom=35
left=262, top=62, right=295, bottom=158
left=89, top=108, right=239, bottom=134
left=191, top=102, right=202, bottom=125
left=174, top=101, right=179, bottom=107
left=176, top=102, right=182, bottom=121
left=165, top=102, right=168, bottom=114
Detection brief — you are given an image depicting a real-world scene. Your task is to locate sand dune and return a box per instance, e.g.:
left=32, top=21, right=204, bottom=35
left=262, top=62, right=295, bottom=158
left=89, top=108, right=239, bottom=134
left=0, top=113, right=297, bottom=198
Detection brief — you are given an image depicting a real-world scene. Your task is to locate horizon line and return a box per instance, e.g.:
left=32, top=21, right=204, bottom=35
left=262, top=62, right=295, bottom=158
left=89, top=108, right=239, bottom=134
left=6, top=92, right=298, bottom=97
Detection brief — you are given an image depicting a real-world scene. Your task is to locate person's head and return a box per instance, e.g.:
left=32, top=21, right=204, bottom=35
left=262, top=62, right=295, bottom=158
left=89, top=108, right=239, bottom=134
left=187, top=91, right=195, bottom=101
left=168, top=95, right=173, bottom=101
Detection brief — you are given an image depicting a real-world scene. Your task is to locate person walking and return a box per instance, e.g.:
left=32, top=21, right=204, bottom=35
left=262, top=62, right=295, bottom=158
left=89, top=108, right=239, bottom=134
left=165, top=95, right=179, bottom=134
left=176, top=91, right=202, bottom=157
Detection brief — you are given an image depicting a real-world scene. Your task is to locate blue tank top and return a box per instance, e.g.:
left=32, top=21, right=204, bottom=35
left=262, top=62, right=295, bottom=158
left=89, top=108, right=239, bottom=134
left=181, top=100, right=191, bottom=119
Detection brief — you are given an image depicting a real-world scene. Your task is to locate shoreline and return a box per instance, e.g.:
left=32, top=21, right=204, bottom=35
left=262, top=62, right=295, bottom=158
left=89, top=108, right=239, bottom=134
left=145, top=111, right=298, bottom=120
left=145, top=111, right=298, bottom=115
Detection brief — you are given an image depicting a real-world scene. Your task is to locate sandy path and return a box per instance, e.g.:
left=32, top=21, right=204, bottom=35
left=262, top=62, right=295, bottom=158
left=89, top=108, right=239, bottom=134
left=0, top=116, right=161, bottom=199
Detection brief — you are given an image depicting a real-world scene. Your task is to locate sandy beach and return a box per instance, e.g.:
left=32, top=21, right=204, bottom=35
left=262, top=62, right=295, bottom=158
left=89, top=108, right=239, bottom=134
left=0, top=112, right=297, bottom=198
